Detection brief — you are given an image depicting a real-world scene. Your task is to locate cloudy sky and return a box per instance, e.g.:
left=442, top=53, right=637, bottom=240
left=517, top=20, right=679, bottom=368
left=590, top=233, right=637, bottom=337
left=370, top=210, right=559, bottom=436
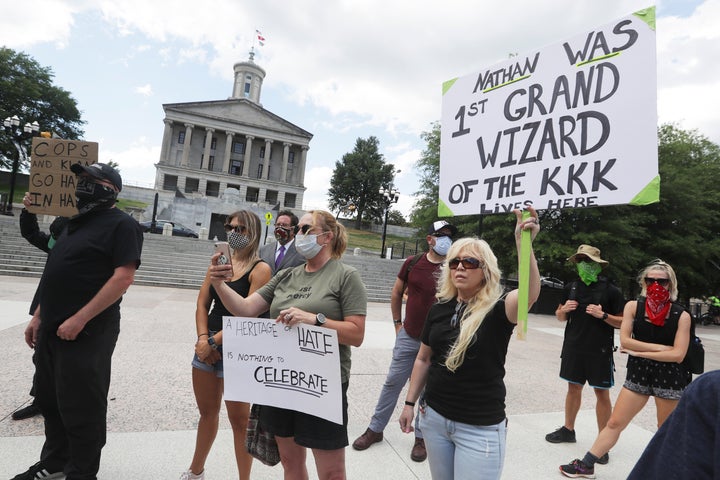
left=1, top=0, right=717, bottom=217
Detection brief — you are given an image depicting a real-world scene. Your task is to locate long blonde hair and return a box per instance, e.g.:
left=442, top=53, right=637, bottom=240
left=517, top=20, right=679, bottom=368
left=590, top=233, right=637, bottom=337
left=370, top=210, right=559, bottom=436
left=438, top=237, right=504, bottom=372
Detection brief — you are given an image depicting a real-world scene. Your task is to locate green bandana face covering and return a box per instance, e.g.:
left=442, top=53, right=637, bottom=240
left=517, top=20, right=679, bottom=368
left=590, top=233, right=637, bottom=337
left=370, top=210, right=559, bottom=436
left=577, top=261, right=601, bottom=285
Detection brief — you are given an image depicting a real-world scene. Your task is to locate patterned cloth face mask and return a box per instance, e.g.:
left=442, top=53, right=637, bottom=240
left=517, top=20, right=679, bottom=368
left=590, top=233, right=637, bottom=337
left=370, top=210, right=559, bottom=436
left=228, top=231, right=251, bottom=250
left=577, top=261, right=601, bottom=286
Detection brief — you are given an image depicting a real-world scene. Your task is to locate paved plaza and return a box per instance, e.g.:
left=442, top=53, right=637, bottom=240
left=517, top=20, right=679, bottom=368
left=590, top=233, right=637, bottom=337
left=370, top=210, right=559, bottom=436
left=2, top=275, right=719, bottom=479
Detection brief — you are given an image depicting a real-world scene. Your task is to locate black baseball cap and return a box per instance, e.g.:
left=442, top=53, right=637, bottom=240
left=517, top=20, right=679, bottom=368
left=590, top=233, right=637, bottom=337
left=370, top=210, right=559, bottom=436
left=427, top=220, right=458, bottom=236
left=70, top=163, right=123, bottom=192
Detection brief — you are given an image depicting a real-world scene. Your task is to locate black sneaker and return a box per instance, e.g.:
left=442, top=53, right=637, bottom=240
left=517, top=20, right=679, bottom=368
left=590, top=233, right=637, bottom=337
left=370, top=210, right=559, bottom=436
left=10, top=461, right=64, bottom=480
left=559, top=458, right=595, bottom=478
left=545, top=426, right=576, bottom=443
left=595, top=452, right=609, bottom=465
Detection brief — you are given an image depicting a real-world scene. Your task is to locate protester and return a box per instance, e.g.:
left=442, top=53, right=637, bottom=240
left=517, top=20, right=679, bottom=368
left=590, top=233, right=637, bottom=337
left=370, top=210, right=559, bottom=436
left=399, top=209, right=540, bottom=480
left=10, top=195, right=68, bottom=421
left=181, top=210, right=271, bottom=480
left=209, top=210, right=367, bottom=480
left=12, top=163, right=143, bottom=480
left=560, top=259, right=693, bottom=478
left=353, top=220, right=457, bottom=462
left=545, top=245, right=625, bottom=465
left=628, top=369, right=720, bottom=479
left=259, top=209, right=304, bottom=274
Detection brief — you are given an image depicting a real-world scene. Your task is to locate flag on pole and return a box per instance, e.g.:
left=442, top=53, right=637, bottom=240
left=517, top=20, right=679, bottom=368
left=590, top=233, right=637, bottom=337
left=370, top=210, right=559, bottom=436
left=256, top=29, right=266, bottom=46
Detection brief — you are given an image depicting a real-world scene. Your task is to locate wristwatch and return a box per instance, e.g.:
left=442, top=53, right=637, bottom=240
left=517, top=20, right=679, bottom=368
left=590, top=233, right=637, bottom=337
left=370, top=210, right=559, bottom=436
left=602, top=312, right=609, bottom=321
left=393, top=319, right=402, bottom=325
left=208, top=335, right=218, bottom=350
left=315, top=313, right=326, bottom=326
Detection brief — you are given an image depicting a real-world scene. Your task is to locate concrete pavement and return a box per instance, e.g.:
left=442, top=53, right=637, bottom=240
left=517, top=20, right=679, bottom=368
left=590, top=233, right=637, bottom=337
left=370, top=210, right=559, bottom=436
left=2, top=275, right=719, bottom=479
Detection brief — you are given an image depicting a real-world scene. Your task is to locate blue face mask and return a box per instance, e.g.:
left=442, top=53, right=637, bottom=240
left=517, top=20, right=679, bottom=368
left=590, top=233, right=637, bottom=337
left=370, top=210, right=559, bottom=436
left=432, top=236, right=452, bottom=256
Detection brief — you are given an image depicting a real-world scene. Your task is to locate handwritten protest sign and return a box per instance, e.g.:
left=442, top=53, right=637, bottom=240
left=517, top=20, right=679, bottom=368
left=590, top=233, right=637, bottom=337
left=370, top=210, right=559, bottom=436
left=27, top=137, right=98, bottom=217
left=223, top=317, right=343, bottom=425
left=439, top=7, right=658, bottom=217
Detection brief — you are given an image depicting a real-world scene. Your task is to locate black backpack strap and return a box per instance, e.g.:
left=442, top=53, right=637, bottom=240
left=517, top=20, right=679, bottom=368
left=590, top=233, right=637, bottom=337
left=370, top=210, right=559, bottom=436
left=401, top=253, right=424, bottom=292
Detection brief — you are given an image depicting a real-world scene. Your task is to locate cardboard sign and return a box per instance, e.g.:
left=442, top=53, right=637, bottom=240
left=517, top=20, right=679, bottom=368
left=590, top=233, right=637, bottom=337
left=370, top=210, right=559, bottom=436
left=222, top=317, right=343, bottom=424
left=27, top=137, right=98, bottom=217
left=439, top=7, right=658, bottom=216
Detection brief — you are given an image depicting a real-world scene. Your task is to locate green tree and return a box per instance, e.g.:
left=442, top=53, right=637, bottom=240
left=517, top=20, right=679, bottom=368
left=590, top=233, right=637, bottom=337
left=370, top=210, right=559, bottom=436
left=328, top=136, right=395, bottom=229
left=386, top=209, right=406, bottom=226
left=0, top=47, right=84, bottom=170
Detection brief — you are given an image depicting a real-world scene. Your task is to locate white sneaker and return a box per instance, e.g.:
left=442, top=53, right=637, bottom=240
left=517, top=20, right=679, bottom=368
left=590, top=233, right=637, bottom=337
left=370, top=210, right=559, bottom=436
left=179, top=470, right=205, bottom=480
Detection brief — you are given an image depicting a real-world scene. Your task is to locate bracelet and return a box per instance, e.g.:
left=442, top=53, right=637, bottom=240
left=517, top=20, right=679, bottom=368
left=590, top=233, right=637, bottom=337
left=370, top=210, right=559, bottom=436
left=393, top=319, right=402, bottom=325
left=197, top=333, right=209, bottom=338
left=404, top=400, right=415, bottom=407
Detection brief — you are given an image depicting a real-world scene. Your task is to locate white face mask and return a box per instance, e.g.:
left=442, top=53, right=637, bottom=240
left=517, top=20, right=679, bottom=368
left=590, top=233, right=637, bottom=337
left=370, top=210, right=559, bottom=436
left=295, top=233, right=324, bottom=259
left=432, top=236, right=452, bottom=256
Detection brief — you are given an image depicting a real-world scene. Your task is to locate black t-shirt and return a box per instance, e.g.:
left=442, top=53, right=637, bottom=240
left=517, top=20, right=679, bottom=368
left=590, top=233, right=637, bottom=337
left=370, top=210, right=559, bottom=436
left=208, top=260, right=268, bottom=331
left=422, top=298, right=514, bottom=426
left=561, top=279, right=625, bottom=356
left=38, top=208, right=143, bottom=330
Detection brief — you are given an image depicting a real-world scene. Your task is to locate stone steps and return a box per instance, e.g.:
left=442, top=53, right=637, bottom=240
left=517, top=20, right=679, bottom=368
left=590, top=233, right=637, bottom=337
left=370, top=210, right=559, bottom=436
left=0, top=216, right=400, bottom=302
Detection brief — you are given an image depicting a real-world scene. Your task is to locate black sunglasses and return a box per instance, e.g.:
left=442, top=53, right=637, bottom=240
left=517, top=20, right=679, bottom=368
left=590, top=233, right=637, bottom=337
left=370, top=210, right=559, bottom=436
left=295, top=224, right=315, bottom=235
left=448, top=257, right=484, bottom=270
left=645, top=277, right=670, bottom=287
left=224, top=224, right=247, bottom=233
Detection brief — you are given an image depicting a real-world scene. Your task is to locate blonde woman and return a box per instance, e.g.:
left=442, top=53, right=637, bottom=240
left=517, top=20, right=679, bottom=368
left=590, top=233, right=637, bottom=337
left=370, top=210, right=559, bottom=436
left=560, top=260, right=692, bottom=478
left=181, top=210, right=271, bottom=480
left=399, top=209, right=540, bottom=480
left=208, top=210, right=367, bottom=480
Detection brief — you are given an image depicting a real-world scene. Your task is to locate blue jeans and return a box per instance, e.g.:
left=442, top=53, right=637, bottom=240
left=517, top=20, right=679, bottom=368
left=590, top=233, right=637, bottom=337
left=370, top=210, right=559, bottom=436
left=368, top=328, right=422, bottom=437
left=419, top=405, right=507, bottom=480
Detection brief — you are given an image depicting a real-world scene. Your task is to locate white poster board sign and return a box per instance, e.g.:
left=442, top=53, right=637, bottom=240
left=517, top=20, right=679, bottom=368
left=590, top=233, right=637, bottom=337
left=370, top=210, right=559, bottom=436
left=223, top=317, right=343, bottom=425
left=439, top=7, right=658, bottom=217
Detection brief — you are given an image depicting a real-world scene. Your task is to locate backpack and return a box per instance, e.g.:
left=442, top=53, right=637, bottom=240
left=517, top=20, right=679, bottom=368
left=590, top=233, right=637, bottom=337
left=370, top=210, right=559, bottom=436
left=635, top=297, right=704, bottom=374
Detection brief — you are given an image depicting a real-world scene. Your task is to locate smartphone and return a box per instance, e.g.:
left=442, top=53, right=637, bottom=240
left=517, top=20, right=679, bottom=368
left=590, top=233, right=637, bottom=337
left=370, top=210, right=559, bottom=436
left=214, top=241, right=234, bottom=278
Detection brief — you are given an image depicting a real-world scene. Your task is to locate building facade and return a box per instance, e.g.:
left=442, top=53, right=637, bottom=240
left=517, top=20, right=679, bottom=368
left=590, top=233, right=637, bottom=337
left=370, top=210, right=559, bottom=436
left=150, top=51, right=313, bottom=239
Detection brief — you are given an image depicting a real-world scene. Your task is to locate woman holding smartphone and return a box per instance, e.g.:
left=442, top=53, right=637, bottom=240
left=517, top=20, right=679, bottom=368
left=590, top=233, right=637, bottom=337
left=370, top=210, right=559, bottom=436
left=181, top=210, right=271, bottom=480
left=208, top=210, right=367, bottom=480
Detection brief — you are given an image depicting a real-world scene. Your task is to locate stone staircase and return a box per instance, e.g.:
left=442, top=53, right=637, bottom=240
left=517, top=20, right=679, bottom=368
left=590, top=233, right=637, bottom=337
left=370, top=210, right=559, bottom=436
left=0, top=215, right=400, bottom=303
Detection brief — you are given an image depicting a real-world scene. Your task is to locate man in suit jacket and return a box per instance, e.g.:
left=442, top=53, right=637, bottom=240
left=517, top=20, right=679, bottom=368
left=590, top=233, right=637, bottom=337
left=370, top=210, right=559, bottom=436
left=259, top=210, right=305, bottom=275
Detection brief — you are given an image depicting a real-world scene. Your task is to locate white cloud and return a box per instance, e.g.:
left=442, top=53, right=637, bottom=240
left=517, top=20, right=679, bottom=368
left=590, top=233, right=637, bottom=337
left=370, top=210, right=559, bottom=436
left=134, top=84, right=153, bottom=97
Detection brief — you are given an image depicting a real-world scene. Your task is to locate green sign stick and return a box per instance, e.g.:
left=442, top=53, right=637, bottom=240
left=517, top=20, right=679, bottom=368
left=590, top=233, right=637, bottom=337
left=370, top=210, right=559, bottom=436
left=517, top=210, right=531, bottom=340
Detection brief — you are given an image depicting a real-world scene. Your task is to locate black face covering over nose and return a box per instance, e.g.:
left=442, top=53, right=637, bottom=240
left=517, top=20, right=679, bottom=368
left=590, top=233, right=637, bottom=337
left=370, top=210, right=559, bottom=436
left=75, top=177, right=117, bottom=214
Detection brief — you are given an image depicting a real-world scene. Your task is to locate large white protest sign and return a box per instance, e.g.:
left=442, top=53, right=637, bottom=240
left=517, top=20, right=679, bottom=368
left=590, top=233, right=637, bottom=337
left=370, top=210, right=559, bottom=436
left=223, top=317, right=343, bottom=425
left=439, top=7, right=658, bottom=217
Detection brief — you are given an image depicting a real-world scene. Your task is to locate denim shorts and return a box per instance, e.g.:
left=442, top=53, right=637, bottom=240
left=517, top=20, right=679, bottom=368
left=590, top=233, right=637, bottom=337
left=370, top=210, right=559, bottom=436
left=191, top=344, right=224, bottom=378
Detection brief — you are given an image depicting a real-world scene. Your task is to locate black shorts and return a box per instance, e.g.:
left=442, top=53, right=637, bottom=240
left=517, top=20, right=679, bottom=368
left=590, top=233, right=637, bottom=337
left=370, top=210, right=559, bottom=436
left=560, top=351, right=614, bottom=389
left=624, top=356, right=691, bottom=400
left=259, top=381, right=349, bottom=450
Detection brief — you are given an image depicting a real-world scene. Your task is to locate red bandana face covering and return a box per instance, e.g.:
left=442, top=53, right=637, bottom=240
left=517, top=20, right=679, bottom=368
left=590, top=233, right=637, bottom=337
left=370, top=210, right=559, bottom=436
left=645, top=282, right=671, bottom=326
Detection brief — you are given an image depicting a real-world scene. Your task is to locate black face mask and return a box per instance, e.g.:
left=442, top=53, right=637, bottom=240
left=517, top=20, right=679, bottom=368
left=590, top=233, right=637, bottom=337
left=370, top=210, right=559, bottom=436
left=75, top=177, right=117, bottom=213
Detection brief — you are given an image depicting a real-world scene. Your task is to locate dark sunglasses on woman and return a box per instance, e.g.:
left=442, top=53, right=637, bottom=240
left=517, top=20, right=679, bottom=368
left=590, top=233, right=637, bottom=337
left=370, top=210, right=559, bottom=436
left=224, top=224, right=246, bottom=233
left=448, top=257, right=484, bottom=270
left=644, top=277, right=669, bottom=287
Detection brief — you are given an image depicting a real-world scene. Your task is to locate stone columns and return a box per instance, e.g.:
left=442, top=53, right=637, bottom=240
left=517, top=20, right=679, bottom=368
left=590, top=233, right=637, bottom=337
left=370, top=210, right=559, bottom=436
left=281, top=142, right=291, bottom=183
left=159, top=119, right=173, bottom=164
left=263, top=139, right=273, bottom=180
left=180, top=124, right=194, bottom=167
left=203, top=128, right=214, bottom=170
left=242, top=135, right=254, bottom=177
left=222, top=131, right=234, bottom=173
left=298, top=146, right=309, bottom=185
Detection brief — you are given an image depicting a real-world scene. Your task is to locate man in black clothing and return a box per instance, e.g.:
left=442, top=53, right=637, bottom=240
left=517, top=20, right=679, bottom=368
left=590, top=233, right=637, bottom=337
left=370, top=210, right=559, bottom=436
left=11, top=198, right=68, bottom=421
left=545, top=245, right=625, bottom=465
left=12, top=163, right=143, bottom=480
